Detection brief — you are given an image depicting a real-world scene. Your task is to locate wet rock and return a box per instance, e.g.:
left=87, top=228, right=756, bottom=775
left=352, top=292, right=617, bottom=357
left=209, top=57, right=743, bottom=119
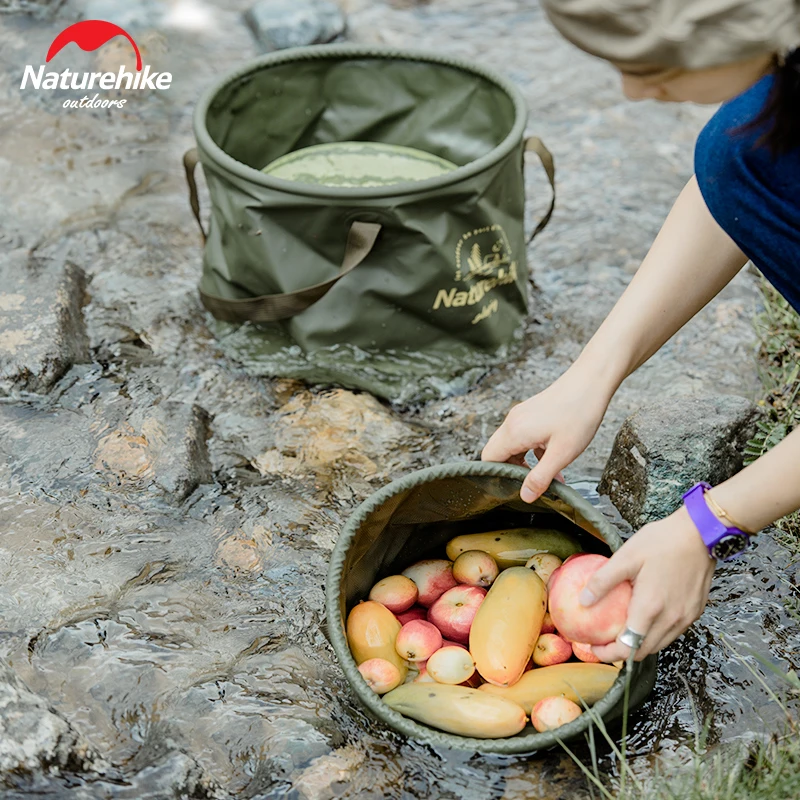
left=599, top=395, right=760, bottom=528
left=0, top=251, right=88, bottom=395
left=0, top=661, right=100, bottom=777
left=107, top=752, right=222, bottom=800
left=75, top=0, right=165, bottom=30
left=95, top=401, right=211, bottom=500
left=244, top=0, right=345, bottom=52
left=292, top=745, right=366, bottom=800
left=251, top=388, right=429, bottom=494
left=215, top=524, right=273, bottom=574
left=0, top=0, right=65, bottom=19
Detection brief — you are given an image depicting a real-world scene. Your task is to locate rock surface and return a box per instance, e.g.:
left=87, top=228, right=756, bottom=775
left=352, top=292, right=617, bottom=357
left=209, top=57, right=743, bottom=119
left=598, top=395, right=761, bottom=527
left=0, top=251, right=88, bottom=395
left=244, top=0, right=346, bottom=52
left=0, top=661, right=100, bottom=776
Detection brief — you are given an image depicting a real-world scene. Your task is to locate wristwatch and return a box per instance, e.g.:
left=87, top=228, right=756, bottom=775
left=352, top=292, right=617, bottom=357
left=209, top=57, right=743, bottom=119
left=682, top=482, right=752, bottom=561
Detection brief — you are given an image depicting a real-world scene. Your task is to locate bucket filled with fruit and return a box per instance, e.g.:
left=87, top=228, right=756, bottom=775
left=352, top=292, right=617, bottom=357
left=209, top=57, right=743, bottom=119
left=326, top=461, right=657, bottom=754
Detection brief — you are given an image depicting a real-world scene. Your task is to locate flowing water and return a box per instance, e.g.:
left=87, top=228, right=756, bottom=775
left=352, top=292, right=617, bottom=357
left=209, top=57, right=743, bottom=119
left=1, top=1, right=798, bottom=798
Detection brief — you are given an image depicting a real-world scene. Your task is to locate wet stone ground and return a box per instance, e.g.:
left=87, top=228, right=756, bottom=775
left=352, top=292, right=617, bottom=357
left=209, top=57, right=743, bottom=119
left=0, top=0, right=798, bottom=798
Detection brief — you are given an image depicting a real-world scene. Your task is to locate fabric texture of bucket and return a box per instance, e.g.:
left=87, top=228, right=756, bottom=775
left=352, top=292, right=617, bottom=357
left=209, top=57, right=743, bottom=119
left=185, top=45, right=555, bottom=402
left=326, top=461, right=657, bottom=754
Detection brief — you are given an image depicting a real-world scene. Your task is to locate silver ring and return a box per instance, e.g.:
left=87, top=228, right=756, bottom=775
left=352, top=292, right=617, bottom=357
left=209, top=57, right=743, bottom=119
left=617, top=627, right=646, bottom=650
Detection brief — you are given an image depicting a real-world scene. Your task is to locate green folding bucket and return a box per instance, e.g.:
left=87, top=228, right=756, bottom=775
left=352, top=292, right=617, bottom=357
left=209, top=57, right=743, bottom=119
left=326, top=462, right=657, bottom=754
left=184, top=45, right=555, bottom=402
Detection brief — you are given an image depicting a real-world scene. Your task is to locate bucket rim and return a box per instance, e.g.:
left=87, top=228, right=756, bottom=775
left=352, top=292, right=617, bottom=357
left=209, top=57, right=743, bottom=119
left=325, top=460, right=655, bottom=754
left=193, top=44, right=529, bottom=200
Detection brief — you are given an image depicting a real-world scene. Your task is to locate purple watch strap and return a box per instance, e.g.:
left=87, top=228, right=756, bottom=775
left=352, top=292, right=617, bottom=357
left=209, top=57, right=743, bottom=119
left=682, top=481, right=751, bottom=561
left=682, top=481, right=725, bottom=549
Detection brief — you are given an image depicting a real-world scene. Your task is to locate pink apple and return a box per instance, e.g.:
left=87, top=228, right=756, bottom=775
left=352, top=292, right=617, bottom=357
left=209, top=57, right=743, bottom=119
left=427, top=585, right=487, bottom=644
left=358, top=658, right=403, bottom=694
left=395, top=605, right=428, bottom=626
left=426, top=646, right=476, bottom=685
left=402, top=559, right=458, bottom=607
left=572, top=641, right=601, bottom=663
left=531, top=696, right=583, bottom=732
left=369, top=575, right=419, bottom=613
left=442, top=639, right=468, bottom=650
left=413, top=667, right=436, bottom=683
left=532, top=633, right=572, bottom=667
left=395, top=620, right=442, bottom=662
left=541, top=611, right=556, bottom=635
left=525, top=553, right=563, bottom=586
left=452, top=550, right=499, bottom=589
left=548, top=554, right=632, bottom=645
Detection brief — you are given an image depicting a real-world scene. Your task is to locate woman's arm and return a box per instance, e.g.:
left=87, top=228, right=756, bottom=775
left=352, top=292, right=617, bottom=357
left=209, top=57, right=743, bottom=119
left=482, top=176, right=749, bottom=497
left=589, top=424, right=800, bottom=662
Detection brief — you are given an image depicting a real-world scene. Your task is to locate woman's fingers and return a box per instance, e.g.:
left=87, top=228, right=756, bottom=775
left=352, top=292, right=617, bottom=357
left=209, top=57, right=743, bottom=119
left=520, top=446, right=569, bottom=502
left=579, top=548, right=639, bottom=606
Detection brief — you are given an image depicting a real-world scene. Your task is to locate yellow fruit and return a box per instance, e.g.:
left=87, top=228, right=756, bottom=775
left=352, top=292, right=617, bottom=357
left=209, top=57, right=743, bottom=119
left=479, top=662, right=620, bottom=713
left=383, top=683, right=527, bottom=738
left=469, top=567, right=547, bottom=687
left=346, top=601, right=407, bottom=681
left=445, top=529, right=582, bottom=569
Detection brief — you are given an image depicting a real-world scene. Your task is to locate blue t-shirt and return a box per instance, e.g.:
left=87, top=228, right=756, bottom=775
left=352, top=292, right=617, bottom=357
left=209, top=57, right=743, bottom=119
left=695, top=75, right=800, bottom=314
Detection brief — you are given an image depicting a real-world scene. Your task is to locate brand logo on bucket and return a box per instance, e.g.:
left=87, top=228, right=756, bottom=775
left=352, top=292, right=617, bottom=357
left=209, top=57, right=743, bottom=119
left=19, top=20, right=172, bottom=110
left=432, top=224, right=518, bottom=324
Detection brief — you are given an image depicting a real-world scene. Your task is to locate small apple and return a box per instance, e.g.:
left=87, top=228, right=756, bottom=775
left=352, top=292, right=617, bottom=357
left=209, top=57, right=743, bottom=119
left=427, top=585, right=487, bottom=644
left=572, top=641, right=601, bottom=663
left=358, top=658, right=403, bottom=694
left=452, top=550, right=499, bottom=589
left=441, top=639, right=468, bottom=650
left=401, top=559, right=458, bottom=607
left=541, top=611, right=556, bottom=634
left=395, top=620, right=442, bottom=662
left=531, top=696, right=583, bottom=732
left=532, top=633, right=572, bottom=667
left=548, top=554, right=632, bottom=645
left=525, top=553, right=563, bottom=586
left=395, top=605, right=428, bottom=626
left=426, top=646, right=476, bottom=685
left=413, top=667, right=436, bottom=683
left=369, top=575, right=419, bottom=614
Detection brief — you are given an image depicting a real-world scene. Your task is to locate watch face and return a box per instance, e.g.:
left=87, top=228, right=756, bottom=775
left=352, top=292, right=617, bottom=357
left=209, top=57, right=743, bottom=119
left=711, top=534, right=750, bottom=561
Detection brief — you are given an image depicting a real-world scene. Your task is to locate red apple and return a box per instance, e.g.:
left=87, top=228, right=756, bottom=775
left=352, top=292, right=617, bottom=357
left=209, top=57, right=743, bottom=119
left=369, top=575, right=418, bottom=614
left=525, top=553, right=563, bottom=586
left=541, top=611, right=556, bottom=635
left=401, top=559, right=458, bottom=607
left=532, top=633, right=572, bottom=667
left=395, top=620, right=442, bottom=662
left=358, top=658, right=403, bottom=694
left=395, top=605, right=428, bottom=626
left=548, top=554, right=632, bottom=645
left=572, top=641, right=602, bottom=663
left=452, top=550, right=499, bottom=589
left=426, top=646, right=476, bottom=685
left=531, top=696, right=583, bottom=732
left=427, top=585, right=487, bottom=644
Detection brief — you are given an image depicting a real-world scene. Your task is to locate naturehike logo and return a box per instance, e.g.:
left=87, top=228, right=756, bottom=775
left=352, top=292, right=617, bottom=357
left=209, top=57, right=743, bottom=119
left=20, top=20, right=172, bottom=110
left=431, top=224, right=518, bottom=325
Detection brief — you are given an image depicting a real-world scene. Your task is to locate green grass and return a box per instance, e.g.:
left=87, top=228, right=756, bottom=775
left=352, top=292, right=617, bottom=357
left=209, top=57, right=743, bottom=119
left=745, top=279, right=800, bottom=539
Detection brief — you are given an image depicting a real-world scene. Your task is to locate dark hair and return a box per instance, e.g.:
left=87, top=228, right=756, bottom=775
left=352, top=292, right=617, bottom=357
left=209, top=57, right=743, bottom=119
left=747, top=49, right=800, bottom=155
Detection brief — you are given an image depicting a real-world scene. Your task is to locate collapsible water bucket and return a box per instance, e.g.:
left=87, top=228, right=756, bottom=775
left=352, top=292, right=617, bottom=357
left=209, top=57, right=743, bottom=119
left=185, top=45, right=555, bottom=401
left=326, top=462, right=657, bottom=754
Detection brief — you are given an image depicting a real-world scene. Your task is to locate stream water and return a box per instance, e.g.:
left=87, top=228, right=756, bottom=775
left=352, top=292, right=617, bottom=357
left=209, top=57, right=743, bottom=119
left=1, top=1, right=798, bottom=798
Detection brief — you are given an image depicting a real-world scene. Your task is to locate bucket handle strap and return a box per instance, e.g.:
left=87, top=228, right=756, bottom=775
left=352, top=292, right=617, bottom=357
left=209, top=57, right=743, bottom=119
left=523, top=136, right=556, bottom=243
left=184, top=147, right=207, bottom=243
left=182, top=147, right=382, bottom=322
left=199, top=220, right=382, bottom=323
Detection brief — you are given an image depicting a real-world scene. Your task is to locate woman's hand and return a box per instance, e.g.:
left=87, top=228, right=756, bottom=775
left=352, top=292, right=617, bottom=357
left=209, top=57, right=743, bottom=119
left=481, top=364, right=612, bottom=501
left=585, top=506, right=716, bottom=662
